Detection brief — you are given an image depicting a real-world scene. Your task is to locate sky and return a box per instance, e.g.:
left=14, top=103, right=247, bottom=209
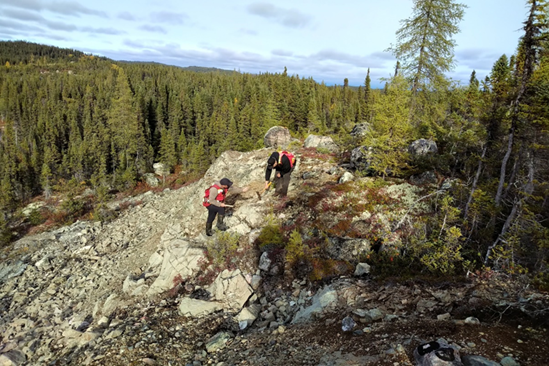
left=0, top=0, right=530, bottom=88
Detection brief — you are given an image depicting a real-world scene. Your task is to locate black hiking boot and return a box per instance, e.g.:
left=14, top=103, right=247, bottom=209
left=206, top=222, right=213, bottom=236
left=216, top=215, right=228, bottom=231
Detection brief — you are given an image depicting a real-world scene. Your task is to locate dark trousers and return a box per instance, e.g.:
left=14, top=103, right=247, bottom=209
left=206, top=205, right=225, bottom=223
left=274, top=172, right=292, bottom=197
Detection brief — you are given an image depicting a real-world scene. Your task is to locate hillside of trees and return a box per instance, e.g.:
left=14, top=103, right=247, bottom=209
left=0, top=0, right=548, bottom=287
left=118, top=62, right=236, bottom=74
left=0, top=41, right=92, bottom=66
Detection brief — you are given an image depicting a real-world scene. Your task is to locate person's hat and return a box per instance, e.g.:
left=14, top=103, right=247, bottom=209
left=267, top=156, right=277, bottom=169
left=220, top=178, right=233, bottom=188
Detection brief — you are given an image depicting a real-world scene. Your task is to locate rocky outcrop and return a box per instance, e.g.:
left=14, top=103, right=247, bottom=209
left=409, top=138, right=438, bottom=156
left=263, top=126, right=292, bottom=148
left=178, top=297, right=222, bottom=317
left=292, top=285, right=338, bottom=324
left=410, top=170, right=438, bottom=186
left=350, top=123, right=370, bottom=137
left=350, top=146, right=372, bottom=171
left=339, top=171, right=354, bottom=184
left=326, top=237, right=371, bottom=261
left=21, top=201, right=46, bottom=217
left=304, top=134, right=339, bottom=152
left=143, top=173, right=159, bottom=187
left=207, top=269, right=253, bottom=311
left=153, top=162, right=169, bottom=176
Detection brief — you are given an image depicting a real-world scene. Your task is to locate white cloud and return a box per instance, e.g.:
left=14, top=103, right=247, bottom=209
left=271, top=49, right=293, bottom=57
left=118, top=11, right=135, bottom=21
left=80, top=26, right=125, bottom=35
left=139, top=25, right=167, bottom=34
left=247, top=2, right=312, bottom=28
left=150, top=11, right=188, bottom=25
left=1, top=0, right=107, bottom=17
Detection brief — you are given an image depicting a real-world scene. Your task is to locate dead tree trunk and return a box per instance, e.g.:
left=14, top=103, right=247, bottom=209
left=464, top=145, right=487, bottom=220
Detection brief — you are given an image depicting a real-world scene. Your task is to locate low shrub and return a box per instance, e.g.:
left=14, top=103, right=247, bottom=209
left=167, top=274, right=185, bottom=298
left=60, top=196, right=85, bottom=223
left=285, top=229, right=306, bottom=265
left=43, top=210, right=68, bottom=227
left=255, top=222, right=285, bottom=251
left=532, top=271, right=549, bottom=291
left=0, top=216, right=13, bottom=248
left=363, top=249, right=419, bottom=279
left=309, top=258, right=353, bottom=281
left=92, top=204, right=118, bottom=222
left=205, top=231, right=240, bottom=267
left=27, top=208, right=45, bottom=226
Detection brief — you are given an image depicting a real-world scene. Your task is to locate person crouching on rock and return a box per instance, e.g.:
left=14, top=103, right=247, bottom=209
left=265, top=151, right=296, bottom=197
left=203, top=178, right=249, bottom=236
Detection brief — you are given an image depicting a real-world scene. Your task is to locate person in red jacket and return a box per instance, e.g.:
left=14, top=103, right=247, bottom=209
left=203, top=178, right=248, bottom=236
left=265, top=151, right=296, bottom=197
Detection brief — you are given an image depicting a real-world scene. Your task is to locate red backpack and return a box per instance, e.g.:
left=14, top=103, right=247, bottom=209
left=279, top=151, right=296, bottom=168
left=203, top=184, right=226, bottom=207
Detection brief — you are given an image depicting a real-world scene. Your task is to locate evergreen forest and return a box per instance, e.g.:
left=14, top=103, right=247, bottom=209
left=1, top=0, right=549, bottom=286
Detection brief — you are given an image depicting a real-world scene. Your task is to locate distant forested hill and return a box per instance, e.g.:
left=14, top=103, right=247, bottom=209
left=178, top=65, right=236, bottom=74
left=118, top=61, right=235, bottom=74
left=0, top=40, right=91, bottom=65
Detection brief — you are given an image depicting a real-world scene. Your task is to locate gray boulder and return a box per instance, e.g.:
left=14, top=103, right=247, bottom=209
left=153, top=162, right=169, bottom=176
left=206, top=332, right=232, bottom=353
left=178, top=297, right=222, bottom=317
left=236, top=304, right=261, bottom=329
left=409, top=139, right=438, bottom=156
left=21, top=201, right=46, bottom=217
left=410, top=171, right=438, bottom=186
left=147, top=237, right=205, bottom=296
left=350, top=123, right=370, bottom=137
left=304, top=135, right=339, bottom=152
left=264, top=126, right=292, bottom=148
left=350, top=146, right=372, bottom=171
left=354, top=263, right=371, bottom=276
left=326, top=237, right=370, bottom=262
left=0, top=261, right=27, bottom=284
left=258, top=252, right=271, bottom=271
left=207, top=269, right=253, bottom=311
left=292, top=286, right=338, bottom=324
left=143, top=173, right=159, bottom=187
left=413, top=340, right=463, bottom=366
left=339, top=172, right=354, bottom=184
left=0, top=348, right=26, bottom=366
left=500, top=357, right=520, bottom=366
left=367, top=308, right=384, bottom=321
left=462, top=355, right=500, bottom=366
left=341, top=316, right=356, bottom=332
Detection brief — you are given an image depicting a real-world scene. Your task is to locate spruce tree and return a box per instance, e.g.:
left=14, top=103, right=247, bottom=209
left=364, top=75, right=413, bottom=177
left=108, top=67, right=149, bottom=186
left=387, top=0, right=467, bottom=93
left=159, top=127, right=177, bottom=172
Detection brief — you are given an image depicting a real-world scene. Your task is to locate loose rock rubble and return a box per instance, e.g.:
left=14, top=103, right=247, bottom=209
left=1, top=148, right=548, bottom=366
